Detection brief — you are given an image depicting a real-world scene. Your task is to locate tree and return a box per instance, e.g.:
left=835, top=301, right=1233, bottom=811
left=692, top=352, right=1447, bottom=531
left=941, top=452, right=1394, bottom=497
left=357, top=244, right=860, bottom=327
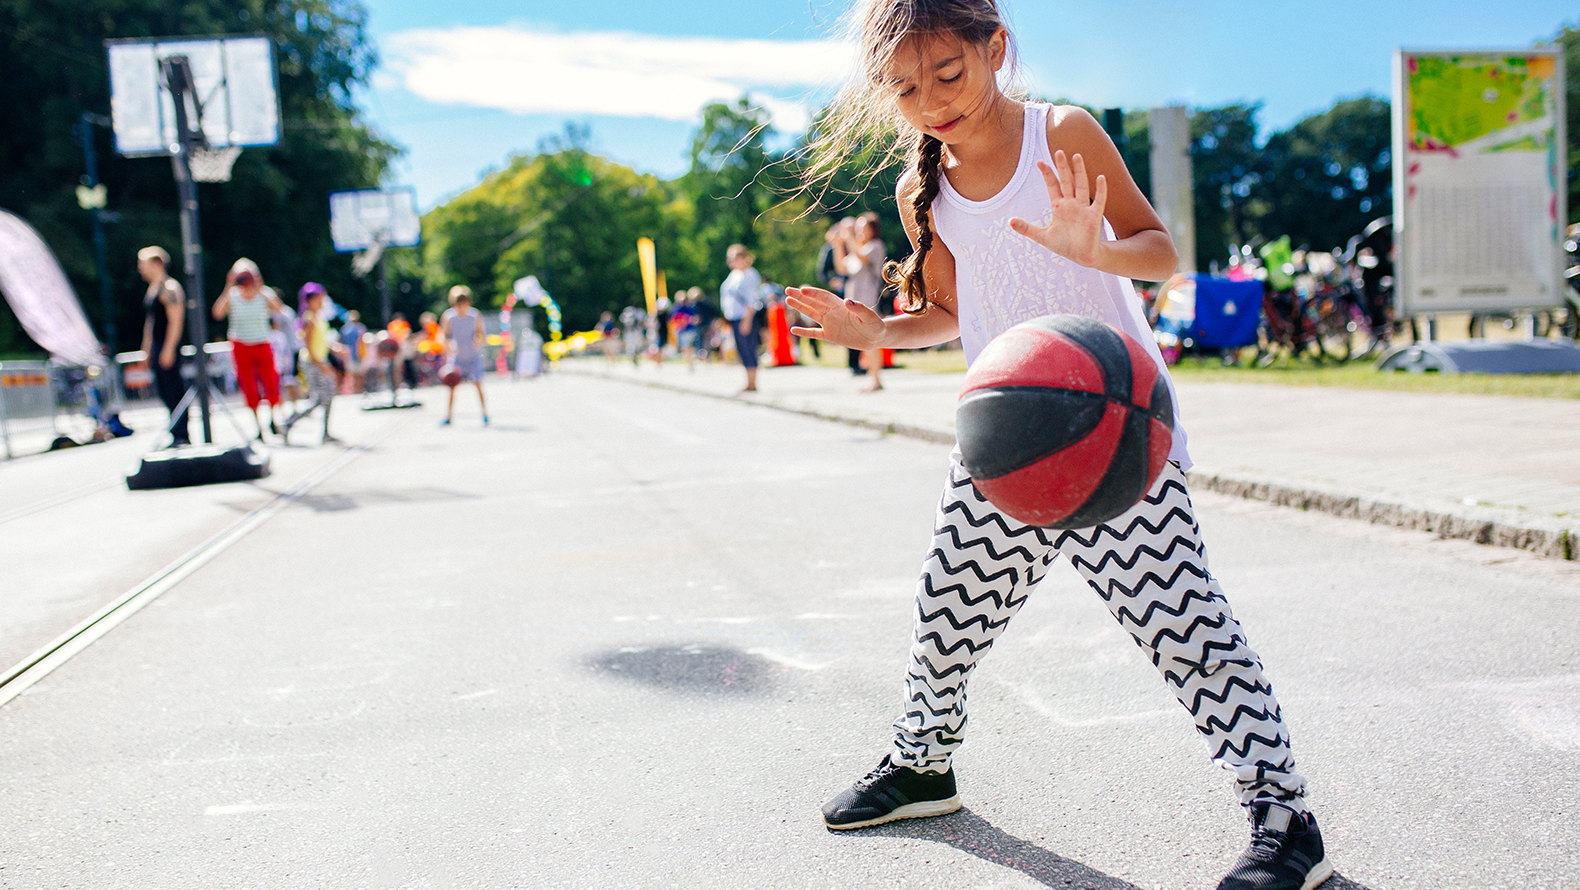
left=1552, top=23, right=1580, bottom=225
left=1190, top=104, right=1267, bottom=271
left=1255, top=96, right=1392, bottom=253
left=420, top=128, right=705, bottom=334
left=680, top=99, right=778, bottom=285
left=0, top=0, right=396, bottom=355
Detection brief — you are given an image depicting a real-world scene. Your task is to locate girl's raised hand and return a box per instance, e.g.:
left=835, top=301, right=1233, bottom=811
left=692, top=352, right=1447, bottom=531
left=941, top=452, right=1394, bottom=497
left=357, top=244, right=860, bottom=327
left=1008, top=150, right=1107, bottom=268
left=785, top=286, right=885, bottom=350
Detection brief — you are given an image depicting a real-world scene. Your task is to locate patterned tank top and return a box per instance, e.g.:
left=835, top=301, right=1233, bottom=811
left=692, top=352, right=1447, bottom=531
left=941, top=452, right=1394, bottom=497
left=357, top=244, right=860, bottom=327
left=226, top=289, right=273, bottom=345
left=929, top=102, right=1190, bottom=467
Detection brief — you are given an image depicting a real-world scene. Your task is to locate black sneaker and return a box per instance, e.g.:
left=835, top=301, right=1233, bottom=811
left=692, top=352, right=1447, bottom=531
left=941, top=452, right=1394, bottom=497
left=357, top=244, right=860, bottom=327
left=1217, top=803, right=1333, bottom=890
left=821, top=755, right=961, bottom=830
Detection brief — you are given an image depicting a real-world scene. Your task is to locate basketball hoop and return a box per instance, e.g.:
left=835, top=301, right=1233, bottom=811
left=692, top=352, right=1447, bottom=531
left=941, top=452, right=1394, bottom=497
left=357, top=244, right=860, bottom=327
left=190, top=145, right=242, bottom=183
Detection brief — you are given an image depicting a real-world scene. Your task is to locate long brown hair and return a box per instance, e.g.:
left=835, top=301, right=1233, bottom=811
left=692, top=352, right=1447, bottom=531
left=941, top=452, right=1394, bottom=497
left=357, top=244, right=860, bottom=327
left=800, top=0, right=1018, bottom=315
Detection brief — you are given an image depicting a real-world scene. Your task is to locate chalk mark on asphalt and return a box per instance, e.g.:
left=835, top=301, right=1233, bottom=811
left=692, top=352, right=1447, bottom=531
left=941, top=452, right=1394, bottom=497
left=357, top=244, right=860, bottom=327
left=0, top=413, right=416, bottom=709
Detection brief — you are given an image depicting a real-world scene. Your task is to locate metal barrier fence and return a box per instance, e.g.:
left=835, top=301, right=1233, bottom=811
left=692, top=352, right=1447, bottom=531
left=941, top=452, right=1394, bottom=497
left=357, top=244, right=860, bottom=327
left=0, top=361, right=56, bottom=460
left=0, top=344, right=237, bottom=460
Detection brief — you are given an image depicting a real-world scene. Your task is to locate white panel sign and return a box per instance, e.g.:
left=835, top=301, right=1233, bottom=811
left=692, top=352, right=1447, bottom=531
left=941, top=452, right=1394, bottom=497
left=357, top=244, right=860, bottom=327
left=329, top=188, right=422, bottom=252
left=106, top=35, right=282, bottom=157
left=1394, top=49, right=1566, bottom=314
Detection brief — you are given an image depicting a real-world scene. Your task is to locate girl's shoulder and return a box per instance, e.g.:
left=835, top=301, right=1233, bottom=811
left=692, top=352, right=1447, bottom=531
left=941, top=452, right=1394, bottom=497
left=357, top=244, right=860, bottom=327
left=1044, top=104, right=1107, bottom=154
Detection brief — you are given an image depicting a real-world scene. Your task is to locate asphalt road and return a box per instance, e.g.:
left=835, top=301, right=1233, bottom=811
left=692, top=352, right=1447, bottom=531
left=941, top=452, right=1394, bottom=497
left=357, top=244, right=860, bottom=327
left=1, top=375, right=1577, bottom=889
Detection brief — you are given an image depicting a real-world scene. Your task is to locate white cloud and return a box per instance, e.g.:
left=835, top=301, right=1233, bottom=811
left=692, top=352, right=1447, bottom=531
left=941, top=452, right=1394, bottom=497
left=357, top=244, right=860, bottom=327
left=385, top=25, right=851, bottom=133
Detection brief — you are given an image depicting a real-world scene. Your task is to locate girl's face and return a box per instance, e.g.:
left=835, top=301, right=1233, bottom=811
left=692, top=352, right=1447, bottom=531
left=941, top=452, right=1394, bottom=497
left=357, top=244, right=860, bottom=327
left=881, top=29, right=1007, bottom=146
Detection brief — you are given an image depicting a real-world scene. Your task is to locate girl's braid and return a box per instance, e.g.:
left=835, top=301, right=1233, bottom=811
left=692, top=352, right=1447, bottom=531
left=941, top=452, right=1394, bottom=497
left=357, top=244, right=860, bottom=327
left=886, top=132, right=946, bottom=316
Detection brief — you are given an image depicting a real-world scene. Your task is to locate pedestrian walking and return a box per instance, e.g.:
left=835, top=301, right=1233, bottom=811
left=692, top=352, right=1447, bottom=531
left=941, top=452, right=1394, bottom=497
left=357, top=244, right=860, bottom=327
left=720, top=244, right=764, bottom=393
left=440, top=285, right=489, bottom=426
left=785, top=3, right=1330, bottom=889
left=211, top=258, right=284, bottom=440
left=281, top=282, right=339, bottom=445
left=135, top=246, right=191, bottom=447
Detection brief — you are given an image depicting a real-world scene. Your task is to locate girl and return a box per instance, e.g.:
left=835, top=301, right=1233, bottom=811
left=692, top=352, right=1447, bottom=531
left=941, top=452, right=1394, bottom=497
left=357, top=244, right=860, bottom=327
left=280, top=282, right=339, bottom=445
left=785, top=3, right=1330, bottom=889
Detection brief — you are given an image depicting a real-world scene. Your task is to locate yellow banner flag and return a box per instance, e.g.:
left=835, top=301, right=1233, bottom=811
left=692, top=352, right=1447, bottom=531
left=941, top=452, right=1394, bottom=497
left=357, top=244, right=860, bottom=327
left=637, top=237, right=657, bottom=315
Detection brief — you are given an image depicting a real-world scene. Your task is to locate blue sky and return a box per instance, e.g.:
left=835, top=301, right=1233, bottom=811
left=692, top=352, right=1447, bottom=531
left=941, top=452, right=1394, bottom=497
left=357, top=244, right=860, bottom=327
left=355, top=0, right=1578, bottom=210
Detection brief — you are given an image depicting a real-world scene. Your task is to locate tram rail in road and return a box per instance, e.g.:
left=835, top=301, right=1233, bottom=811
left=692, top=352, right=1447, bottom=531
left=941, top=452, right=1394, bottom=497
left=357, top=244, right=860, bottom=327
left=0, top=411, right=414, bottom=709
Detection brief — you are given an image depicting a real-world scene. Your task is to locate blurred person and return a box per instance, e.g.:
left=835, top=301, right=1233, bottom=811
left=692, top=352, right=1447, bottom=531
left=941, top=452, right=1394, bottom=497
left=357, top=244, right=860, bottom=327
left=386, top=313, right=412, bottom=392
left=648, top=295, right=671, bottom=367
left=340, top=309, right=368, bottom=392
left=440, top=285, right=489, bottom=426
left=211, top=257, right=284, bottom=439
left=720, top=243, right=764, bottom=392
left=595, top=310, right=620, bottom=362
left=414, top=310, right=445, bottom=386
left=281, top=283, right=339, bottom=445
left=818, top=218, right=858, bottom=372
left=515, top=320, right=545, bottom=377
left=834, top=212, right=887, bottom=391
left=686, top=287, right=715, bottom=361
left=671, top=290, right=701, bottom=369
left=136, top=246, right=191, bottom=447
left=620, top=305, right=646, bottom=364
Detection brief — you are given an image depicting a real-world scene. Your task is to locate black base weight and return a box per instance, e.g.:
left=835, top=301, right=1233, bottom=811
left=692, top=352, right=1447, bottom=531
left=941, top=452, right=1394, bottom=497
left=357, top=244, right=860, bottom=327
left=126, top=443, right=271, bottom=490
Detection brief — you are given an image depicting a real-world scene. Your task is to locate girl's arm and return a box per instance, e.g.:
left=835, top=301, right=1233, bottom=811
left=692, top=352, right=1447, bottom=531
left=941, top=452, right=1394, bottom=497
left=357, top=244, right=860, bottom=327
left=473, top=310, right=485, bottom=350
left=787, top=169, right=961, bottom=350
left=1009, top=107, right=1178, bottom=283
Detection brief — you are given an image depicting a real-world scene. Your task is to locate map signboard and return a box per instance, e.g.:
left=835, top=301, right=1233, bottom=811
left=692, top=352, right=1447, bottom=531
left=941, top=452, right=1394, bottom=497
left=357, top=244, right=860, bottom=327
left=1393, top=49, right=1566, bottom=315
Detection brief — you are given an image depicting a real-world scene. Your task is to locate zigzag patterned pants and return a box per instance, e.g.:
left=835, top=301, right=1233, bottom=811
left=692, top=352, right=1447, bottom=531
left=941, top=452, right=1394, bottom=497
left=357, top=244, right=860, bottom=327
left=890, top=453, right=1308, bottom=812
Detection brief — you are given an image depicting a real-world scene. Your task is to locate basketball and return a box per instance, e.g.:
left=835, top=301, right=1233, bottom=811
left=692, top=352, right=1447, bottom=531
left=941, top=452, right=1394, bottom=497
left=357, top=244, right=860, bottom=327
left=375, top=336, right=399, bottom=359
left=440, top=365, right=462, bottom=388
left=955, top=314, right=1175, bottom=529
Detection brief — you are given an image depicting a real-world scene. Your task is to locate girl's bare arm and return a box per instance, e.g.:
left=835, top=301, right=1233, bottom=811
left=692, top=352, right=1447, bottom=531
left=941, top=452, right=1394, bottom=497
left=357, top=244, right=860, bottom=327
left=1010, top=106, right=1178, bottom=282
left=787, top=169, right=961, bottom=350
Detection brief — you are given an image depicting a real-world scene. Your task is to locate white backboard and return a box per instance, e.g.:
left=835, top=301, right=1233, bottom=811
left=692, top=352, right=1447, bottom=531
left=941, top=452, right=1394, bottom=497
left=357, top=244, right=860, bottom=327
left=329, top=188, right=422, bottom=252
left=107, top=35, right=281, bottom=157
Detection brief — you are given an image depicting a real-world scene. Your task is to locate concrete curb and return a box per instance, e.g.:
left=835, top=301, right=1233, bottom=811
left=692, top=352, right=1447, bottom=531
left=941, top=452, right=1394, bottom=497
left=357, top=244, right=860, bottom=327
left=1182, top=470, right=1576, bottom=561
left=566, top=367, right=1577, bottom=561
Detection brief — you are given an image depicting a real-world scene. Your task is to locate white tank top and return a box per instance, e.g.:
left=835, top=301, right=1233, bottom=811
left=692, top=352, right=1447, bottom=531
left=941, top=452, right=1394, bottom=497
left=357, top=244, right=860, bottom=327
left=930, top=102, right=1191, bottom=467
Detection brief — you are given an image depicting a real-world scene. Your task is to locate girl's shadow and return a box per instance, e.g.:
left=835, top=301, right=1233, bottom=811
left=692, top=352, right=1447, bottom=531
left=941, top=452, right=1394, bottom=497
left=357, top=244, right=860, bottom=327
left=843, top=808, right=1373, bottom=890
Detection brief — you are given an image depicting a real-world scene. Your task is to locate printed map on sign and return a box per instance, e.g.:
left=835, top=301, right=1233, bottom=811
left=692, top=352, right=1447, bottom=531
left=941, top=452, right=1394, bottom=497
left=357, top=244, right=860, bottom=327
left=1397, top=51, right=1564, bottom=314
left=1408, top=56, right=1557, bottom=155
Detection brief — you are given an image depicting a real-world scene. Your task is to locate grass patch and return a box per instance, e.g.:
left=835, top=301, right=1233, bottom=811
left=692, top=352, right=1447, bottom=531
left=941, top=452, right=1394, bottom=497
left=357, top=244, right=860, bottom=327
left=1168, top=353, right=1580, bottom=399
left=796, top=340, right=1580, bottom=398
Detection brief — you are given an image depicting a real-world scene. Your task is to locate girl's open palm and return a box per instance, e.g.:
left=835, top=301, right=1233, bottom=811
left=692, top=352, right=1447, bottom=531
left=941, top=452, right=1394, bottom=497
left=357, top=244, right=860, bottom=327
left=1009, top=151, right=1107, bottom=268
left=785, top=286, right=885, bottom=350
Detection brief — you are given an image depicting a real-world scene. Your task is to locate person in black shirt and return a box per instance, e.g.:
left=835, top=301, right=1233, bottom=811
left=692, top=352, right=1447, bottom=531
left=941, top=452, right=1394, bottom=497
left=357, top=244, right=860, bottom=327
left=137, top=246, right=189, bottom=447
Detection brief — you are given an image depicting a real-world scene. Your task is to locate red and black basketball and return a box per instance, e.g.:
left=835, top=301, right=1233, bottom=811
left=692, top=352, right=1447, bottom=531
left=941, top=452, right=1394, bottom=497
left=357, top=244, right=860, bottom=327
left=440, top=365, right=463, bottom=388
left=956, top=314, right=1175, bottom=529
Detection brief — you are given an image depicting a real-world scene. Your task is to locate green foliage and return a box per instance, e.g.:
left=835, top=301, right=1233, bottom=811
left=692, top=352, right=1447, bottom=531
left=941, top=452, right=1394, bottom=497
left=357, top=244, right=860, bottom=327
left=1256, top=97, right=1392, bottom=255
left=1189, top=103, right=1267, bottom=269
left=421, top=126, right=706, bottom=334
left=0, top=0, right=396, bottom=355
left=679, top=99, right=779, bottom=285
